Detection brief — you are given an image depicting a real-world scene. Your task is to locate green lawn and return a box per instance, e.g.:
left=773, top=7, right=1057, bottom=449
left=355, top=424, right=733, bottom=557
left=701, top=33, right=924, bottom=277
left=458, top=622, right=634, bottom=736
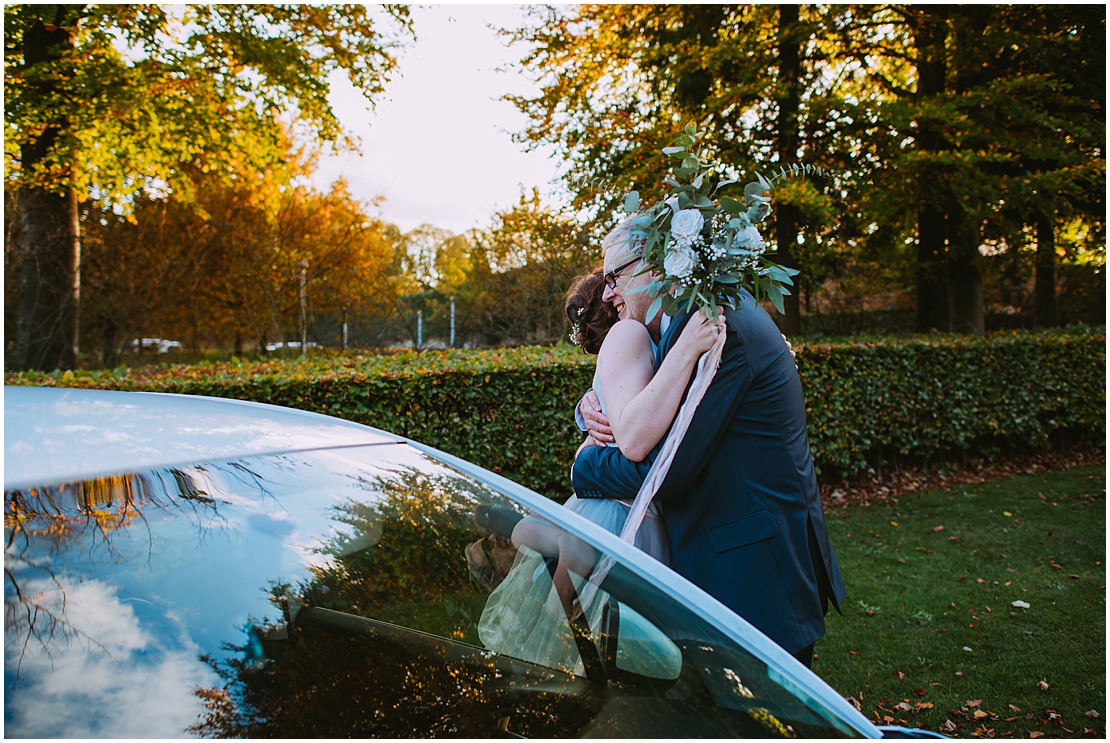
left=816, top=465, right=1105, bottom=738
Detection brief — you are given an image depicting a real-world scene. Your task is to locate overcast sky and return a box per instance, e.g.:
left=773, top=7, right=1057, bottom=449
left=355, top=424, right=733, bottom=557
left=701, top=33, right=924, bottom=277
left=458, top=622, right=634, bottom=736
left=312, top=4, right=566, bottom=235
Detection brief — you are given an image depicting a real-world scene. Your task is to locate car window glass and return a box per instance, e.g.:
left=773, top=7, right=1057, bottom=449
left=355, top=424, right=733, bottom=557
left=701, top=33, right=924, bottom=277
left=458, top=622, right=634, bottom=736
left=6, top=443, right=861, bottom=738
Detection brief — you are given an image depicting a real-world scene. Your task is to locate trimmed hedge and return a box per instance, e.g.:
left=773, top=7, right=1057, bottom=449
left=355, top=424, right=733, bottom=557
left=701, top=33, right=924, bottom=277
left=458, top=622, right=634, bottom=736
left=799, top=328, right=1104, bottom=477
left=6, top=328, right=1103, bottom=498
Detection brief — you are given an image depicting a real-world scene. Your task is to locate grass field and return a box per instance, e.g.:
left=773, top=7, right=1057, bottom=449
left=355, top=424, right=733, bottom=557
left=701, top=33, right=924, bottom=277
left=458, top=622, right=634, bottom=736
left=815, top=465, right=1105, bottom=738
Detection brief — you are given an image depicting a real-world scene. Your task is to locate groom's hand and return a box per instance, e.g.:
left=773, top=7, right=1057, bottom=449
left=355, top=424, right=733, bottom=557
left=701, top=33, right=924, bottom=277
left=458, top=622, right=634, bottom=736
left=782, top=333, right=798, bottom=369
left=577, top=389, right=615, bottom=445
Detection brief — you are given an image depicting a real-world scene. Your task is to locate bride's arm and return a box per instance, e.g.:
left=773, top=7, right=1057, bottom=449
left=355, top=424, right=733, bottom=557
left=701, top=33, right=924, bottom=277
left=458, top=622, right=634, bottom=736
left=596, top=313, right=722, bottom=462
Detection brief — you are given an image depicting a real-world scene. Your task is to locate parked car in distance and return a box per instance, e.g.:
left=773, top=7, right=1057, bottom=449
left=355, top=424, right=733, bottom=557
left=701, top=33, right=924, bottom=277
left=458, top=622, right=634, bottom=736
left=128, top=337, right=182, bottom=353
left=265, top=340, right=321, bottom=352
left=4, top=387, right=943, bottom=739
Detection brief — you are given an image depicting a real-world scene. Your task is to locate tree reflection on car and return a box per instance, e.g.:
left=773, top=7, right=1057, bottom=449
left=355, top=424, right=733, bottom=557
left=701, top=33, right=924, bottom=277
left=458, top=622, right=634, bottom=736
left=5, top=395, right=875, bottom=739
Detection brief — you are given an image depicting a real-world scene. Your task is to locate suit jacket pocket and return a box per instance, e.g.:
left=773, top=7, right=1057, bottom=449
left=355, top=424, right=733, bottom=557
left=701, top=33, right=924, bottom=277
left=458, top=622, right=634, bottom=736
left=707, top=510, right=780, bottom=553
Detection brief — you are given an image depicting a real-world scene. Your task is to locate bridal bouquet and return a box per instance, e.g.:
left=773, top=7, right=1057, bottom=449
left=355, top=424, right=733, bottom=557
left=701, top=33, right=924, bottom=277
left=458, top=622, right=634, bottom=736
left=622, top=124, right=821, bottom=321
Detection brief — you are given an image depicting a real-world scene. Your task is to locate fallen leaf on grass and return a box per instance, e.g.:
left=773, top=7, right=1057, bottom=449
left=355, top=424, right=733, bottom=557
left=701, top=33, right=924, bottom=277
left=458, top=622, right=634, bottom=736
left=1037, top=680, right=1050, bottom=691
left=1085, top=710, right=1100, bottom=719
left=1029, top=732, right=1044, bottom=738
left=967, top=699, right=983, bottom=707
left=973, top=709, right=990, bottom=719
left=1012, top=600, right=1031, bottom=609
left=932, top=525, right=945, bottom=532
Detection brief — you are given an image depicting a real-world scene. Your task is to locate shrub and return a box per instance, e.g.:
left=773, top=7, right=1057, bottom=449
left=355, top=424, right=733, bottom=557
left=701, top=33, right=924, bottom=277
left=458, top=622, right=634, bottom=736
left=7, top=328, right=1103, bottom=496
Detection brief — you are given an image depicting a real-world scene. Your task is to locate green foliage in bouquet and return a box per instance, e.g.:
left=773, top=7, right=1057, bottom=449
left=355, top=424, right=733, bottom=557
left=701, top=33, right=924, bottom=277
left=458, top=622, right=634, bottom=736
left=621, top=124, right=825, bottom=320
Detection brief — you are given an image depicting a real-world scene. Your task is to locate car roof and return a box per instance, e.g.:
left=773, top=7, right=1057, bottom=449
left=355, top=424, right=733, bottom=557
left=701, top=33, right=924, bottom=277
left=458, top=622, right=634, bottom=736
left=4, top=386, right=404, bottom=490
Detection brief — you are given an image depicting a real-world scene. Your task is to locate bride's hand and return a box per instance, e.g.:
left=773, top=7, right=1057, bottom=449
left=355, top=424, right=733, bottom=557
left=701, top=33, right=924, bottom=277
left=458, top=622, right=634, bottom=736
left=674, top=306, right=726, bottom=359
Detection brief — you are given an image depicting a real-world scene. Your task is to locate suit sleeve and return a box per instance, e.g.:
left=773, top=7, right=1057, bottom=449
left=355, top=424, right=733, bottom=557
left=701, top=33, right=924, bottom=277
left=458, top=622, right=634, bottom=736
left=572, top=323, right=753, bottom=502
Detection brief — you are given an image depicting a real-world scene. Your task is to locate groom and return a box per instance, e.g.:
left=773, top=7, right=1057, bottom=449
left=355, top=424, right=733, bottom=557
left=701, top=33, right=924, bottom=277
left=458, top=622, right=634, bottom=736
left=572, top=218, right=845, bottom=667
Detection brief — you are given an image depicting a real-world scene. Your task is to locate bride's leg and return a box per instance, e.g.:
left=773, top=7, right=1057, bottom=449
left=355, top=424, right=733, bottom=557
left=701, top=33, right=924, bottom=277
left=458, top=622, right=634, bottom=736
left=511, top=517, right=562, bottom=557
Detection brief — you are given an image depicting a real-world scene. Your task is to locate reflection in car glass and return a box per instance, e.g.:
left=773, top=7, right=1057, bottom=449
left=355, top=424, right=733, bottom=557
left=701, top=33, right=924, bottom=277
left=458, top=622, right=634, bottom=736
left=6, top=443, right=857, bottom=738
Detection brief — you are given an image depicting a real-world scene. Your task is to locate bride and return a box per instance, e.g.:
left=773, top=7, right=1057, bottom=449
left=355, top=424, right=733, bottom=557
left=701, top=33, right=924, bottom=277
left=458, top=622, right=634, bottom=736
left=478, top=251, right=723, bottom=671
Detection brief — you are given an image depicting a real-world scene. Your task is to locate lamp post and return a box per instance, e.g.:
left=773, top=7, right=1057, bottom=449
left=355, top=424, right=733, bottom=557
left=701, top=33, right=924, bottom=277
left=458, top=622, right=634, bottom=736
left=298, top=259, right=308, bottom=358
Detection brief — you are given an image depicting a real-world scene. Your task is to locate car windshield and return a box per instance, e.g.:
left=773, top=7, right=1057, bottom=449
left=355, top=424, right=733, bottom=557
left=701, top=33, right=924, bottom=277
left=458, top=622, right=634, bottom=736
left=5, top=442, right=865, bottom=738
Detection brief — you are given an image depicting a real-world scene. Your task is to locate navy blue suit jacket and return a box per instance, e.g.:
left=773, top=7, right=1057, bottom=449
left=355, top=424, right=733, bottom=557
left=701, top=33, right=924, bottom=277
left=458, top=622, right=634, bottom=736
left=572, top=291, right=845, bottom=654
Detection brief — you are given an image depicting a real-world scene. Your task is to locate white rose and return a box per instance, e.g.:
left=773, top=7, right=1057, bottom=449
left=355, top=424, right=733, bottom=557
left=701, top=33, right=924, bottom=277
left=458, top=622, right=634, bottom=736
left=734, top=225, right=764, bottom=251
left=670, top=209, right=704, bottom=240
left=664, top=244, right=698, bottom=279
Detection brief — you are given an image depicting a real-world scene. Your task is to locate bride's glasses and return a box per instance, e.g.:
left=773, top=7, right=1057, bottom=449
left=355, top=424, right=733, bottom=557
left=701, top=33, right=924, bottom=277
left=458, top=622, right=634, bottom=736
left=604, top=258, right=641, bottom=289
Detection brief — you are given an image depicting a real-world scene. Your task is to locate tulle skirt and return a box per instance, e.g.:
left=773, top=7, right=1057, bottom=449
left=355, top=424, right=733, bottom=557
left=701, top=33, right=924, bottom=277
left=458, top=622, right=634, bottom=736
left=476, top=497, right=668, bottom=672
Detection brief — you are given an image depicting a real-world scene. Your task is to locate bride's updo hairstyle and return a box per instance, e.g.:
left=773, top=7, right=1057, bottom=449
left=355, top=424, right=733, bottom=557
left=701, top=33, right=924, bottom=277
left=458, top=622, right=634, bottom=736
left=564, top=269, right=618, bottom=355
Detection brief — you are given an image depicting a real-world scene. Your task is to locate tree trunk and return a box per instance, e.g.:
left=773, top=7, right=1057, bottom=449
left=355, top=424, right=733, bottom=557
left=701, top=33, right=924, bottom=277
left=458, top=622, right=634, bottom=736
left=1034, top=216, right=1058, bottom=327
left=15, top=15, right=81, bottom=371
left=775, top=4, right=802, bottom=335
left=945, top=6, right=989, bottom=337
left=915, top=206, right=950, bottom=332
left=100, top=316, right=121, bottom=368
left=911, top=7, right=950, bottom=332
left=947, top=211, right=985, bottom=336
left=17, top=185, right=81, bottom=370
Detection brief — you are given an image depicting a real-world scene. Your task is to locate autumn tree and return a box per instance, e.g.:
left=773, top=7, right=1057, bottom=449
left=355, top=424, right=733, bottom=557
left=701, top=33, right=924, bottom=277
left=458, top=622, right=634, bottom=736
left=837, top=5, right=1105, bottom=333
left=78, top=148, right=400, bottom=362
left=4, top=4, right=413, bottom=370
left=507, top=4, right=843, bottom=333
left=510, top=5, right=1104, bottom=335
left=467, top=192, right=598, bottom=346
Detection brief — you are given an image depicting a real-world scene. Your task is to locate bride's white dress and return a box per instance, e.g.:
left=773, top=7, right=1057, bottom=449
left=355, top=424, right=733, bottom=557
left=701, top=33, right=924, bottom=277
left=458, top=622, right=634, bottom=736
left=477, top=376, right=669, bottom=672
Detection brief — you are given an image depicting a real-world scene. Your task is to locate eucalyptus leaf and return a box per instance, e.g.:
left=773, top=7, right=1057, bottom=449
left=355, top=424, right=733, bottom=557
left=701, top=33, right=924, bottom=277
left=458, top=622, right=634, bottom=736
left=768, top=284, right=785, bottom=315
left=662, top=146, right=686, bottom=157
left=623, top=191, right=641, bottom=213
left=766, top=265, right=791, bottom=283
left=714, top=178, right=738, bottom=193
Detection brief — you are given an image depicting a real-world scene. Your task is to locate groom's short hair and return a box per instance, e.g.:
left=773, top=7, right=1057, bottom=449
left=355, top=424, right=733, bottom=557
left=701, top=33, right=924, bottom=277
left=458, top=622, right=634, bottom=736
left=603, top=216, right=647, bottom=260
